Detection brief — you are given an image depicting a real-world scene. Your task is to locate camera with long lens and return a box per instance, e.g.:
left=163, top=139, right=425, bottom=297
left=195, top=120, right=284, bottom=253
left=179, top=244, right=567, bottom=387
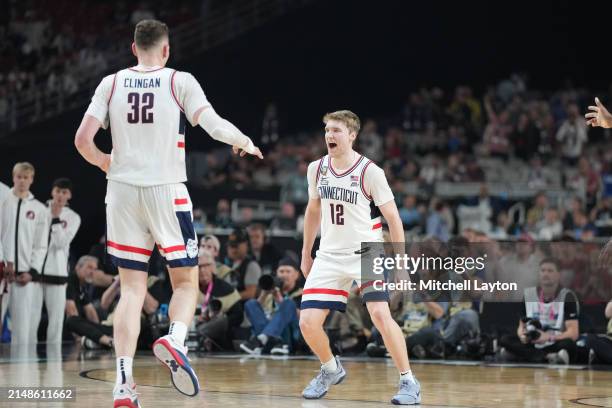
left=258, top=274, right=282, bottom=291
left=521, top=317, right=543, bottom=341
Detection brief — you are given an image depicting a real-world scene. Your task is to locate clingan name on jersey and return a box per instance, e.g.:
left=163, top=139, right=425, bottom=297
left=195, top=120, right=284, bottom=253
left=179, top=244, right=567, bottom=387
left=318, top=185, right=358, bottom=204
left=124, top=77, right=161, bottom=88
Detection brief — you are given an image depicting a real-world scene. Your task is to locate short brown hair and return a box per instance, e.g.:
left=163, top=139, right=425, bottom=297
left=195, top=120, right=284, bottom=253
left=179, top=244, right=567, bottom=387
left=12, top=162, right=35, bottom=176
left=323, top=110, right=361, bottom=134
left=134, top=19, right=169, bottom=50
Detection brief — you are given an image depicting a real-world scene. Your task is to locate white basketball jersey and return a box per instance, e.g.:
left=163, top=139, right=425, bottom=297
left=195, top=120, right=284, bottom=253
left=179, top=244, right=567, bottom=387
left=315, top=155, right=384, bottom=253
left=106, top=67, right=187, bottom=186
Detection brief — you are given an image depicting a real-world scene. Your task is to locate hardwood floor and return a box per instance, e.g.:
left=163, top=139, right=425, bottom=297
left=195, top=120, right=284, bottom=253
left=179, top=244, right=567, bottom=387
left=0, top=344, right=611, bottom=407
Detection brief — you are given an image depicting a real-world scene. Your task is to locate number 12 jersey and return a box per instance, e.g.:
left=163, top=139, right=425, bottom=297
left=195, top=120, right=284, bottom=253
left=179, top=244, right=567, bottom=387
left=307, top=154, right=395, bottom=254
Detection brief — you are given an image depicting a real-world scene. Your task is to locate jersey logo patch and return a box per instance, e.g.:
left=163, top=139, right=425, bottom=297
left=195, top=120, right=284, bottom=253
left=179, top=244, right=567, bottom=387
left=320, top=166, right=328, bottom=176
left=26, top=211, right=35, bottom=220
left=186, top=239, right=198, bottom=258
left=351, top=175, right=359, bottom=182
left=320, top=177, right=328, bottom=186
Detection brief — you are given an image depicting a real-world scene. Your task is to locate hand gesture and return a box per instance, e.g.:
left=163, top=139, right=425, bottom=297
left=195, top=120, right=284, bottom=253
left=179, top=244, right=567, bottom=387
left=232, top=145, right=264, bottom=159
left=585, top=97, right=612, bottom=128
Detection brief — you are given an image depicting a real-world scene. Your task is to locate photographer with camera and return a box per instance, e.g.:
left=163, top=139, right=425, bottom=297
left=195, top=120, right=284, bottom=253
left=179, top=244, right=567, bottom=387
left=240, top=257, right=303, bottom=355
left=195, top=250, right=243, bottom=350
left=499, top=258, right=579, bottom=364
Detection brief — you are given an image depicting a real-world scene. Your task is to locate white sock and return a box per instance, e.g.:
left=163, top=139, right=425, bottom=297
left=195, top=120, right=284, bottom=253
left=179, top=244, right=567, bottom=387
left=322, top=357, right=338, bottom=372
left=257, top=334, right=269, bottom=345
left=400, top=370, right=415, bottom=383
left=168, top=321, right=188, bottom=345
left=116, top=356, right=134, bottom=386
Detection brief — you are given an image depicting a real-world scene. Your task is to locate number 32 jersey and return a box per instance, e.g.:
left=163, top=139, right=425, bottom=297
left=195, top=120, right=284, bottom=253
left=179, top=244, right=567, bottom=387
left=307, top=154, right=395, bottom=254
left=85, top=65, right=210, bottom=186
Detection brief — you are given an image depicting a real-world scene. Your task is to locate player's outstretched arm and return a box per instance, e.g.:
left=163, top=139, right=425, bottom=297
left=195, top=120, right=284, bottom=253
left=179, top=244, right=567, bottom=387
left=585, top=97, right=612, bottom=128
left=301, top=198, right=321, bottom=277
left=193, top=107, right=263, bottom=159
left=74, top=114, right=111, bottom=173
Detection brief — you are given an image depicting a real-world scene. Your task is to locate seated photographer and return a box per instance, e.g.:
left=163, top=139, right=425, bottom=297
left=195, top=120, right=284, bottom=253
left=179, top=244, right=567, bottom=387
left=240, top=257, right=303, bottom=355
left=65, top=255, right=114, bottom=349
left=585, top=299, right=612, bottom=364
left=195, top=250, right=243, bottom=351
left=68, top=256, right=170, bottom=350
left=499, top=258, right=579, bottom=364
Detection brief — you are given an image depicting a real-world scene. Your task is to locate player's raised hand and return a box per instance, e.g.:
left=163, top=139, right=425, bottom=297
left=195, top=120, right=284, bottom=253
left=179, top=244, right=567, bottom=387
left=585, top=97, right=612, bottom=128
left=232, top=145, right=264, bottom=159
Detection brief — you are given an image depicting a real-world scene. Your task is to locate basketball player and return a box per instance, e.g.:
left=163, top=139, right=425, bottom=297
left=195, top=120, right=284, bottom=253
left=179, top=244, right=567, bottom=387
left=584, top=97, right=612, bottom=265
left=74, top=20, right=263, bottom=408
left=299, top=110, right=420, bottom=404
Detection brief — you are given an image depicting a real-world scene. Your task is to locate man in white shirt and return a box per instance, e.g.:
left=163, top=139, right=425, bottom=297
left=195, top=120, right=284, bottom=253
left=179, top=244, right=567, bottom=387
left=74, top=19, right=262, bottom=407
left=36, top=178, right=81, bottom=344
left=0, top=162, right=49, bottom=346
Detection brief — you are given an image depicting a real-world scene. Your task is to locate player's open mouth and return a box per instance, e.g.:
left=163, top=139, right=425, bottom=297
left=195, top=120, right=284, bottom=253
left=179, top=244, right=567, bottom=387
left=328, top=142, right=337, bottom=149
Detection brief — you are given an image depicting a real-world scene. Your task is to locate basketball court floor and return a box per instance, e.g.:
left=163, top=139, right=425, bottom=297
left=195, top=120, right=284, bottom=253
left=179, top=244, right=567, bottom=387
left=0, top=344, right=611, bottom=407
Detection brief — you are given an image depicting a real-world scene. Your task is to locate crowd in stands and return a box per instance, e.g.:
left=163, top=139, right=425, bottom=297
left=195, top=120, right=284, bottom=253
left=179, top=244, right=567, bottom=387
left=0, top=0, right=202, bottom=130
left=193, top=75, right=612, bottom=244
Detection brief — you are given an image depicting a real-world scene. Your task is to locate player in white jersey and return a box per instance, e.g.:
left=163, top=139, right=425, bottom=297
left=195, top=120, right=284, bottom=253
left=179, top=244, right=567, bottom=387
left=300, top=111, right=421, bottom=405
left=74, top=20, right=263, bottom=408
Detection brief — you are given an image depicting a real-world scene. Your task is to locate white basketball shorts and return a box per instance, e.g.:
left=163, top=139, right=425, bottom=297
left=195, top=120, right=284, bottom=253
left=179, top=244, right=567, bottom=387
left=105, top=180, right=199, bottom=272
left=301, top=249, right=389, bottom=312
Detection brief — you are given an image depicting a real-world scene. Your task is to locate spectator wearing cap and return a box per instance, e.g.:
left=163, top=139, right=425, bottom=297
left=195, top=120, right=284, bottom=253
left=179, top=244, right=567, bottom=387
left=225, top=228, right=262, bottom=300
left=195, top=250, right=243, bottom=351
left=199, top=234, right=231, bottom=280
left=35, top=178, right=81, bottom=343
left=247, top=223, right=281, bottom=275
left=239, top=257, right=303, bottom=355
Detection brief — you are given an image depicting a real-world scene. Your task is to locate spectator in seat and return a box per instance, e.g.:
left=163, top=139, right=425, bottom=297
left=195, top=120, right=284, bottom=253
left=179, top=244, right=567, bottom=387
left=270, top=202, right=297, bottom=233
left=535, top=208, right=563, bottom=241
left=499, top=258, right=579, bottom=364
left=398, top=195, right=422, bottom=230
left=585, top=299, right=612, bottom=364
left=240, top=257, right=303, bottom=355
left=225, top=228, right=262, bottom=300
left=526, top=192, right=548, bottom=230
left=556, top=103, right=587, bottom=166
left=214, top=199, right=232, bottom=228
left=280, top=160, right=309, bottom=209
left=195, top=250, right=243, bottom=351
left=247, top=223, right=281, bottom=276
left=199, top=234, right=231, bottom=279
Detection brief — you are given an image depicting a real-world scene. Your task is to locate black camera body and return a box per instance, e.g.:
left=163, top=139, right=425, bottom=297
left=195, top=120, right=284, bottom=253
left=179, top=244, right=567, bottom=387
left=521, top=317, right=543, bottom=341
left=259, top=274, right=282, bottom=291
